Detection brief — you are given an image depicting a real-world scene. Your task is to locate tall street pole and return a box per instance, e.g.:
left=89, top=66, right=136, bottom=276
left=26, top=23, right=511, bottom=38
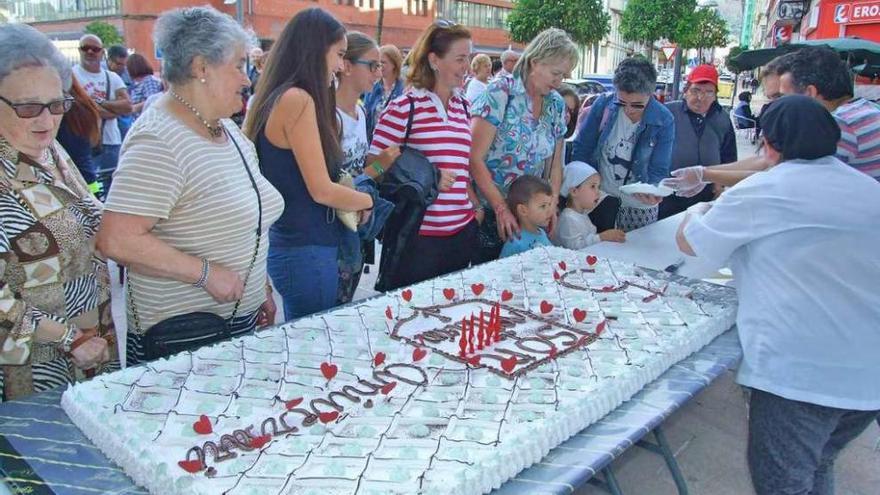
left=671, top=48, right=683, bottom=100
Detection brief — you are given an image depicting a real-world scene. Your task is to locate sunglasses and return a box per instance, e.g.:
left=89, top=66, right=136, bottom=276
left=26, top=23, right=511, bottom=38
left=613, top=100, right=648, bottom=110
left=79, top=45, right=103, bottom=54
left=352, top=59, right=382, bottom=72
left=0, top=95, right=74, bottom=119
left=434, top=19, right=459, bottom=28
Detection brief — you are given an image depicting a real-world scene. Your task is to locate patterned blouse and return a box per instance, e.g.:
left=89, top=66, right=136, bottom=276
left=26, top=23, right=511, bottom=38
left=0, top=137, right=116, bottom=400
left=472, top=74, right=567, bottom=195
left=129, top=75, right=164, bottom=119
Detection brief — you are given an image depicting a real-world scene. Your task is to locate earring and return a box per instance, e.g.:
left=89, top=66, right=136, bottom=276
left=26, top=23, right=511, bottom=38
left=200, top=78, right=206, bottom=84
left=431, top=66, right=438, bottom=72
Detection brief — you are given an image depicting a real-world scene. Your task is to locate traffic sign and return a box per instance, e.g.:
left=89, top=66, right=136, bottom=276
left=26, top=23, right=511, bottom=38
left=662, top=46, right=677, bottom=59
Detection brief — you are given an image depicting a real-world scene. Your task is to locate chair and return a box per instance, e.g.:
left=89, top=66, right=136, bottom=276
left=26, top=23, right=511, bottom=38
left=729, top=109, right=757, bottom=144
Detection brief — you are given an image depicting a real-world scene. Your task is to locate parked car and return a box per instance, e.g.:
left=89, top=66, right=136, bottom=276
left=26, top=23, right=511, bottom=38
left=564, top=78, right=606, bottom=98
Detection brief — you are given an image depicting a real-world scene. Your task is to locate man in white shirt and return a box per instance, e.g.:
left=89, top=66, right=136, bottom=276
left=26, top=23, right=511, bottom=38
left=74, top=35, right=132, bottom=188
left=676, top=96, right=880, bottom=495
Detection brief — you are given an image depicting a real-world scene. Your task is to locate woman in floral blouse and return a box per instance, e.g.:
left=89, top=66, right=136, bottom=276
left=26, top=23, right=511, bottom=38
left=470, top=28, right=578, bottom=263
left=0, top=24, right=115, bottom=400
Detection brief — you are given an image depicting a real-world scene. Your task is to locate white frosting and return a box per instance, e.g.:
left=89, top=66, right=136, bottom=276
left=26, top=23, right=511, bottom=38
left=62, top=246, right=736, bottom=495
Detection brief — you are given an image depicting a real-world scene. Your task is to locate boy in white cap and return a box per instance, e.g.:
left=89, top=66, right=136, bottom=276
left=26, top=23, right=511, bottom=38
left=555, top=161, right=626, bottom=249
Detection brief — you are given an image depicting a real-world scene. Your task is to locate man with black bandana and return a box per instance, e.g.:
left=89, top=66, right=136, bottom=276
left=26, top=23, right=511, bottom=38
left=676, top=95, right=880, bottom=495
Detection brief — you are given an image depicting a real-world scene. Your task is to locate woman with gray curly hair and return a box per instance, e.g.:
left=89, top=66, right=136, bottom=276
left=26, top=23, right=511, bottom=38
left=469, top=28, right=577, bottom=263
left=96, top=6, right=284, bottom=365
left=0, top=24, right=115, bottom=399
left=572, top=57, right=674, bottom=232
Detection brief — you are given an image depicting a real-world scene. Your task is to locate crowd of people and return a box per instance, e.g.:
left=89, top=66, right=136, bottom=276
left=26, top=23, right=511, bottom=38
left=0, top=5, right=878, bottom=495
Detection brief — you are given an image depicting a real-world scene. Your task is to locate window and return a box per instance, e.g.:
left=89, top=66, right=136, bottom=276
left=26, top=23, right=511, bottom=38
left=442, top=1, right=511, bottom=29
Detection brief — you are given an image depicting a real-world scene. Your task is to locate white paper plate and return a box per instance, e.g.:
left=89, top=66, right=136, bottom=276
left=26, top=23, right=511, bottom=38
left=619, top=182, right=674, bottom=197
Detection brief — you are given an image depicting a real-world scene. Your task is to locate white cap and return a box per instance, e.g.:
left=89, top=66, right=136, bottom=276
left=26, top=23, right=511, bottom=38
left=560, top=161, right=599, bottom=197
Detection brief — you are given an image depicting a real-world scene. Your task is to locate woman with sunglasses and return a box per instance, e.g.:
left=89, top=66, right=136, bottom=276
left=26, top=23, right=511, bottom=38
left=469, top=28, right=578, bottom=264
left=0, top=24, right=115, bottom=400
left=368, top=20, right=477, bottom=287
left=572, top=57, right=674, bottom=232
left=364, top=45, right=405, bottom=142
left=334, top=31, right=400, bottom=304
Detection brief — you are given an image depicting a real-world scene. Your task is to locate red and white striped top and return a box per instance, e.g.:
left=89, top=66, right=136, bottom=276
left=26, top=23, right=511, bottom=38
left=370, top=88, right=475, bottom=236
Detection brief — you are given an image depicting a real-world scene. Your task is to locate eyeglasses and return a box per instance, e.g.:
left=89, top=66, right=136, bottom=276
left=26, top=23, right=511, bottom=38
left=613, top=100, right=648, bottom=110
left=0, top=95, right=74, bottom=118
left=352, top=59, right=382, bottom=72
left=687, top=87, right=717, bottom=99
left=79, top=45, right=103, bottom=54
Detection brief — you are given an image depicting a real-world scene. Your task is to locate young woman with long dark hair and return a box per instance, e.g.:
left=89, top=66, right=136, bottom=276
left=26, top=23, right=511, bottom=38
left=244, top=8, right=373, bottom=320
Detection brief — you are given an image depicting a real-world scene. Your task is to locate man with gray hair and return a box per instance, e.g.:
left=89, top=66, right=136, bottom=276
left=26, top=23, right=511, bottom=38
left=73, top=34, right=132, bottom=191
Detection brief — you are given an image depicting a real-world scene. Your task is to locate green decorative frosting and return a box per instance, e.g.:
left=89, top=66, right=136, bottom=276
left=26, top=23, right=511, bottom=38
left=408, top=424, right=430, bottom=438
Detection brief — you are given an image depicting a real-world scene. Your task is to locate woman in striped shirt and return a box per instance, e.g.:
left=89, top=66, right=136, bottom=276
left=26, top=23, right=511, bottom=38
left=368, top=20, right=479, bottom=287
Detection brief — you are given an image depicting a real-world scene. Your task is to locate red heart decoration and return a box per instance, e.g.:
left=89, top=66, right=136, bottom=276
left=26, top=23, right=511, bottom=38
left=443, top=288, right=456, bottom=300
left=385, top=306, right=393, bottom=319
left=586, top=255, right=598, bottom=266
left=642, top=293, right=659, bottom=303
left=540, top=301, right=554, bottom=314
left=318, top=411, right=339, bottom=424
left=549, top=347, right=558, bottom=359
left=401, top=289, right=413, bottom=302
left=572, top=308, right=587, bottom=323
left=374, top=352, right=386, bottom=367
left=320, top=362, right=338, bottom=380
left=596, top=320, right=607, bottom=336
left=178, top=459, right=204, bottom=473
left=381, top=382, right=397, bottom=395
left=193, top=415, right=212, bottom=435
left=501, top=355, right=518, bottom=373
left=501, top=290, right=514, bottom=302
left=249, top=434, right=271, bottom=449
left=467, top=355, right=482, bottom=367
left=471, top=283, right=485, bottom=296
left=559, top=261, right=567, bottom=270
left=285, top=397, right=304, bottom=410
left=412, top=347, right=427, bottom=362
left=553, top=271, right=561, bottom=281
left=601, top=285, right=616, bottom=292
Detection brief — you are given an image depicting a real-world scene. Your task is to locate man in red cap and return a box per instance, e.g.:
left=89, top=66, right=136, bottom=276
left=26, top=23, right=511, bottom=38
left=658, top=64, right=737, bottom=219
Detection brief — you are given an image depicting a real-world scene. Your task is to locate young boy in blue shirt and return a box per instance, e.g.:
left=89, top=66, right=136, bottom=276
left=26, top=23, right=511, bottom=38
left=500, top=175, right=555, bottom=258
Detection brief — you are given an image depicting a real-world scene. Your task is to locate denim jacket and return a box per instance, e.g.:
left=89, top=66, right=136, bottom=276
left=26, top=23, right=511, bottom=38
left=572, top=92, right=674, bottom=185
left=364, top=78, right=405, bottom=140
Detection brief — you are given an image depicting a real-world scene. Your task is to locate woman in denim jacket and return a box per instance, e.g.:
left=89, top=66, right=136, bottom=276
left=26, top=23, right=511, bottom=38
left=572, top=57, right=674, bottom=231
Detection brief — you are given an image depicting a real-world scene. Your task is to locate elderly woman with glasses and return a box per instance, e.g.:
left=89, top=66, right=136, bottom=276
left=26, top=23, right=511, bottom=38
left=469, top=28, right=577, bottom=263
left=572, top=57, right=674, bottom=232
left=0, top=24, right=115, bottom=400
left=97, top=7, right=284, bottom=364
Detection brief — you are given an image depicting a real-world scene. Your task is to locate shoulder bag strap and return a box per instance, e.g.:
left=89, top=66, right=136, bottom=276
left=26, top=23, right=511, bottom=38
left=403, top=95, right=415, bottom=149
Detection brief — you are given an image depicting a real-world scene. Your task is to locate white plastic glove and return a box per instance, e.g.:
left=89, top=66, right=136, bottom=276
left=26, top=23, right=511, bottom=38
left=661, top=166, right=707, bottom=198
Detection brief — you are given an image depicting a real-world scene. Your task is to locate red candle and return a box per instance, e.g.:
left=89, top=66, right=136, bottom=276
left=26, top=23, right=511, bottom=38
left=494, top=303, right=502, bottom=342
left=477, top=309, right=485, bottom=349
left=468, top=314, right=475, bottom=353
left=459, top=318, right=467, bottom=357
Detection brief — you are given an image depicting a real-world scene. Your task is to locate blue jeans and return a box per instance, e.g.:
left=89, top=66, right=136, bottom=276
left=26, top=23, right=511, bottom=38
left=747, top=388, right=878, bottom=495
left=267, top=244, right=339, bottom=322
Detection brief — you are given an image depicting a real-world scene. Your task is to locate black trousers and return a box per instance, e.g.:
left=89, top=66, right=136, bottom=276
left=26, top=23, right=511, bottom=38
left=394, top=220, right=478, bottom=288
left=658, top=185, right=714, bottom=220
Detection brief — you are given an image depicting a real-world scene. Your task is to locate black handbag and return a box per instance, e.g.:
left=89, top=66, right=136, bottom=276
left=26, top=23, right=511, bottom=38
left=129, top=129, right=263, bottom=361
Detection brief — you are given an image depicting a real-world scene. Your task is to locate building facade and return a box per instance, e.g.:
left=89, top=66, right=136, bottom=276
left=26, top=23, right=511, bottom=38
left=6, top=0, right=518, bottom=70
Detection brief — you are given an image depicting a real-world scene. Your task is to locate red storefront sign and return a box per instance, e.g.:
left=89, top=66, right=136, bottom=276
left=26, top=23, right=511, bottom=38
left=834, top=1, right=880, bottom=24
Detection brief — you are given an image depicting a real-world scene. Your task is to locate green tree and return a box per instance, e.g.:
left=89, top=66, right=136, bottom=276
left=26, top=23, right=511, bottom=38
left=620, top=0, right=697, bottom=56
left=507, top=0, right=610, bottom=46
left=676, top=7, right=730, bottom=51
left=84, top=21, right=123, bottom=46
left=725, top=45, right=744, bottom=73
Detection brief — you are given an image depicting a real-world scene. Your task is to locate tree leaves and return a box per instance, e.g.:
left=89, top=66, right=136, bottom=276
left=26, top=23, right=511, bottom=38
left=508, top=0, right=610, bottom=46
left=84, top=21, right=124, bottom=46
left=620, top=0, right=697, bottom=45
